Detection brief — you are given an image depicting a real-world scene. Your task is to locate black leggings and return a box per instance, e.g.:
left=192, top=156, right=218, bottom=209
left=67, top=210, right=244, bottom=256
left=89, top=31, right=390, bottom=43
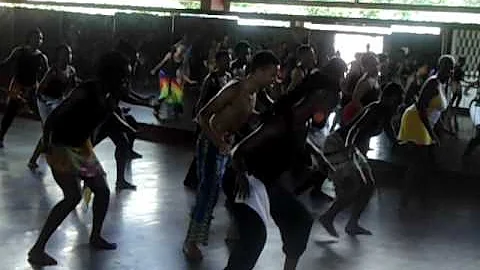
left=224, top=179, right=313, bottom=270
left=0, top=98, right=21, bottom=140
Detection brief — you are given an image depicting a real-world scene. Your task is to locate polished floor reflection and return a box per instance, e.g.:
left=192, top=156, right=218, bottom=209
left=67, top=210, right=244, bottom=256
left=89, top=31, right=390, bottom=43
left=0, top=117, right=479, bottom=270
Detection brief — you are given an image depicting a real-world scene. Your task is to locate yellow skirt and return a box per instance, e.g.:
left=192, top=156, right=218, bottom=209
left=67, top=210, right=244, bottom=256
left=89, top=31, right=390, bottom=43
left=397, top=105, right=433, bottom=146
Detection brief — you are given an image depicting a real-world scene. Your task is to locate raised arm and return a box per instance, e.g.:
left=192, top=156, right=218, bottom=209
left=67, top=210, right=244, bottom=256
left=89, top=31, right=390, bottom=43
left=0, top=47, right=20, bottom=70
left=150, top=52, right=171, bottom=75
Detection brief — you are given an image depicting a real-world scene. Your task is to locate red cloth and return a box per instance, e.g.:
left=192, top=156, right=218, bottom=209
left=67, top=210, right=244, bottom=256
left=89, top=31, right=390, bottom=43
left=342, top=101, right=362, bottom=125
left=313, top=111, right=326, bottom=125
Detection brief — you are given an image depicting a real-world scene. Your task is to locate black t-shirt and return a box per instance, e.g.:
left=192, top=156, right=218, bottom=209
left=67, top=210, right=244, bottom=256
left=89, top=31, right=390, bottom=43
left=453, top=65, right=464, bottom=82
left=15, top=48, right=45, bottom=86
left=46, top=81, right=111, bottom=147
left=244, top=117, right=302, bottom=185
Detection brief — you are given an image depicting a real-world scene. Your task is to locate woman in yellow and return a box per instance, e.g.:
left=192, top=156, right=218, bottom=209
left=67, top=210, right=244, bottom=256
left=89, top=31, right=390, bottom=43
left=397, top=55, right=454, bottom=208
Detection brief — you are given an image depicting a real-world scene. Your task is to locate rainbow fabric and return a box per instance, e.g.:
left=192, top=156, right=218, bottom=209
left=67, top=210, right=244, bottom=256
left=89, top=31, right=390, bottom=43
left=158, top=70, right=184, bottom=106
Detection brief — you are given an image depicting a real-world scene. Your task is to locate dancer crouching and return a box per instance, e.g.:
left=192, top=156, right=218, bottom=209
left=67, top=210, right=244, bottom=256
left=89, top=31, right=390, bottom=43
left=319, top=82, right=403, bottom=237
left=224, top=69, right=340, bottom=270
left=27, top=52, right=130, bottom=266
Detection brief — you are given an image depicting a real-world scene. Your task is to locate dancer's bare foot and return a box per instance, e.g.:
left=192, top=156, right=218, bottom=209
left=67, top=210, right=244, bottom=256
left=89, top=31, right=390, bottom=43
left=27, top=249, right=58, bottom=266
left=183, top=241, right=203, bottom=261
left=345, top=224, right=372, bottom=236
left=319, top=214, right=339, bottom=237
left=90, top=236, right=117, bottom=250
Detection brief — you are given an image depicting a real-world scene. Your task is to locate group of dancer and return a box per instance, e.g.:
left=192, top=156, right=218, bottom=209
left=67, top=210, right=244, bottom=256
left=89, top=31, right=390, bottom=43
left=180, top=38, right=460, bottom=270
left=0, top=27, right=462, bottom=268
left=0, top=28, right=160, bottom=265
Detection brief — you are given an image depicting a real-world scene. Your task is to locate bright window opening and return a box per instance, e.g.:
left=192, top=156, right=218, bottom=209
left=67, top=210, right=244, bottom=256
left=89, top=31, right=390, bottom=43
left=334, top=33, right=384, bottom=65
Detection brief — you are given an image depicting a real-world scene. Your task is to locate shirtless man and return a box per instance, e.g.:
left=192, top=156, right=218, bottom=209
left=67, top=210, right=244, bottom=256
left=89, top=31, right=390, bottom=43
left=0, top=28, right=48, bottom=147
left=224, top=69, right=341, bottom=270
left=285, top=44, right=316, bottom=94
left=28, top=51, right=130, bottom=266
left=183, top=51, right=279, bottom=260
left=197, top=50, right=279, bottom=152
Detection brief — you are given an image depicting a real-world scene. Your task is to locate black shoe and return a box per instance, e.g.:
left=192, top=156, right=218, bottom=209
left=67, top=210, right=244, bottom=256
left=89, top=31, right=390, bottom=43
left=116, top=180, right=137, bottom=191
left=27, top=249, right=58, bottom=266
left=90, top=237, right=117, bottom=250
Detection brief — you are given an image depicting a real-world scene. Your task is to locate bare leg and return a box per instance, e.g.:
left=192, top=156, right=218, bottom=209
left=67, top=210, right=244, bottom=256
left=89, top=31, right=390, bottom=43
left=345, top=183, right=374, bottom=235
left=83, top=174, right=116, bottom=249
left=28, top=137, right=44, bottom=170
left=319, top=174, right=360, bottom=237
left=28, top=171, right=82, bottom=266
left=110, top=130, right=136, bottom=190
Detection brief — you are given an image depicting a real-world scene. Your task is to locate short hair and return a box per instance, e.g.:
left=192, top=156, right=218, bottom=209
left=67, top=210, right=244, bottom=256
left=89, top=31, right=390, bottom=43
left=438, top=54, right=455, bottom=68
left=26, top=28, right=42, bottom=43
left=361, top=52, right=378, bottom=67
left=250, top=50, right=280, bottom=73
left=234, top=41, right=251, bottom=56
left=381, top=82, right=403, bottom=100
left=323, top=57, right=347, bottom=76
left=215, top=50, right=230, bottom=61
left=53, top=44, right=71, bottom=63
left=296, top=44, right=313, bottom=58
left=378, top=53, right=389, bottom=63
left=96, top=51, right=130, bottom=81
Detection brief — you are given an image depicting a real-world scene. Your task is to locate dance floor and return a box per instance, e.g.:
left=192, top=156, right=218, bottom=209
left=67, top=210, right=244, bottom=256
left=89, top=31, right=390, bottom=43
left=0, top=116, right=479, bottom=270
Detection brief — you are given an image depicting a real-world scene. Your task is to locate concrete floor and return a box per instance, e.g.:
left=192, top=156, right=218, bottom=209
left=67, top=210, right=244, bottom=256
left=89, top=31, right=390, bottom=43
left=0, top=117, right=480, bottom=270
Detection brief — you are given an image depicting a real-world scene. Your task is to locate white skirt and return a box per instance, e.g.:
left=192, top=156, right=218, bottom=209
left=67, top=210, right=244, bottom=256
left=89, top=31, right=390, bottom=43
left=37, top=95, right=63, bottom=123
left=235, top=174, right=271, bottom=225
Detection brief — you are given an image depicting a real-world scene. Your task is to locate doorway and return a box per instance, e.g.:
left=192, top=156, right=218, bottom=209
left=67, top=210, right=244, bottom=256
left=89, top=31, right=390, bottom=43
left=334, top=33, right=384, bottom=65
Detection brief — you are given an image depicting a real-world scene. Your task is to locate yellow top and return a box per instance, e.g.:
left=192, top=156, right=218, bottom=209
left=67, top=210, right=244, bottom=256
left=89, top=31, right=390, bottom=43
left=397, top=93, right=446, bottom=146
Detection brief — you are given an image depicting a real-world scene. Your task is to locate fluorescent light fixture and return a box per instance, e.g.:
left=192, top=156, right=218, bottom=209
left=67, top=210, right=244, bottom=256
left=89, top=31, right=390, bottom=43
left=26, top=0, right=199, bottom=9
left=305, top=22, right=391, bottom=35
left=0, top=2, right=172, bottom=16
left=231, top=2, right=480, bottom=25
left=391, top=25, right=441, bottom=35
left=305, top=22, right=441, bottom=36
left=237, top=18, right=291, bottom=28
left=179, top=13, right=238, bottom=21
left=0, top=2, right=117, bottom=15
